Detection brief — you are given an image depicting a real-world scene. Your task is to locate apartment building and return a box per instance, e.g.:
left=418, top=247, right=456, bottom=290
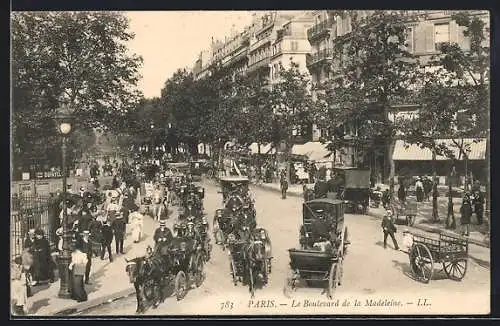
left=305, top=10, right=489, bottom=180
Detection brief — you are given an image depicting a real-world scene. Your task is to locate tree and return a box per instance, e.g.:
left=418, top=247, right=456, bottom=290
left=267, top=60, right=314, bottom=183
left=12, top=12, right=143, bottom=170
left=317, top=11, right=420, bottom=194
left=399, top=11, right=489, bottom=228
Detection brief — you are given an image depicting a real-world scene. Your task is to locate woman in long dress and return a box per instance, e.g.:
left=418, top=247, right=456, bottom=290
left=11, top=262, right=29, bottom=315
left=31, top=229, right=54, bottom=285
left=69, top=249, right=88, bottom=302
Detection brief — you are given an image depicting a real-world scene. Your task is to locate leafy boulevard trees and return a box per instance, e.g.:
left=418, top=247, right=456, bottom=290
left=316, top=10, right=420, bottom=195
left=12, top=12, right=143, bottom=175
left=398, top=12, right=490, bottom=228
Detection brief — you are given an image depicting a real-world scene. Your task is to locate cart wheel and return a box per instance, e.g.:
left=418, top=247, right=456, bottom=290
left=443, top=259, right=468, bottom=281
left=343, top=227, right=349, bottom=256
left=230, top=258, right=238, bottom=286
left=406, top=215, right=416, bottom=226
left=327, top=262, right=340, bottom=299
left=174, top=271, right=187, bottom=301
left=283, top=270, right=295, bottom=298
left=409, top=243, right=434, bottom=283
left=195, top=254, right=205, bottom=287
left=248, top=265, right=255, bottom=298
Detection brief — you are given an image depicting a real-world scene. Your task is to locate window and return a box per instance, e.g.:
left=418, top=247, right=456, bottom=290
left=405, top=26, right=414, bottom=53
left=291, top=41, right=298, bottom=51
left=434, top=22, right=450, bottom=50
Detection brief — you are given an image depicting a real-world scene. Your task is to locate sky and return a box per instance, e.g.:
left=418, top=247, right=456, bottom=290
left=125, top=11, right=254, bottom=99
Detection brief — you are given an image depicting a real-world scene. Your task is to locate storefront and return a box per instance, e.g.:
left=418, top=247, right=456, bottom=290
left=392, top=138, right=487, bottom=185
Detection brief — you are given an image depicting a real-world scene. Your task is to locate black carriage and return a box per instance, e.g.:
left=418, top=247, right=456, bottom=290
left=189, top=161, right=205, bottom=182
left=331, top=167, right=371, bottom=214
left=409, top=232, right=468, bottom=283
left=213, top=208, right=236, bottom=246
left=285, top=199, right=350, bottom=299
left=167, top=237, right=205, bottom=300
left=173, top=217, right=212, bottom=262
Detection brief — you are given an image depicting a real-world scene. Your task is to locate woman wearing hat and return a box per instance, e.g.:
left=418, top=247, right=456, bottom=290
left=460, top=193, right=473, bottom=236
left=381, top=210, right=399, bottom=250
left=30, top=229, right=54, bottom=285
left=69, top=248, right=88, bottom=302
left=129, top=208, right=145, bottom=243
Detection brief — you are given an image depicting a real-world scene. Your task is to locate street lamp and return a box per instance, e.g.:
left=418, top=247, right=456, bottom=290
left=55, top=105, right=73, bottom=299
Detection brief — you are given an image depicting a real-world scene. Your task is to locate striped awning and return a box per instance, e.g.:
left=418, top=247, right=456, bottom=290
left=393, top=139, right=487, bottom=161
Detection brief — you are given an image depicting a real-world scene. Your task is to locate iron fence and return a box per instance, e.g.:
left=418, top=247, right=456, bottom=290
left=10, top=194, right=56, bottom=261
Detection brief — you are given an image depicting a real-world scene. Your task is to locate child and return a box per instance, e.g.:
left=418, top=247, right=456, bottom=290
left=402, top=229, right=414, bottom=253
left=11, top=262, right=29, bottom=315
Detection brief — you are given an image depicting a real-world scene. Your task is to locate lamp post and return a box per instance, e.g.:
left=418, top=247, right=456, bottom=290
left=150, top=123, right=155, bottom=160
left=55, top=109, right=73, bottom=299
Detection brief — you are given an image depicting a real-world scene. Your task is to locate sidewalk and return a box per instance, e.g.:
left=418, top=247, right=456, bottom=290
left=252, top=181, right=490, bottom=248
left=24, top=211, right=159, bottom=316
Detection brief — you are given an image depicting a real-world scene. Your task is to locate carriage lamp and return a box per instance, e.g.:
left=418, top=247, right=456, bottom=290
left=54, top=104, right=74, bottom=299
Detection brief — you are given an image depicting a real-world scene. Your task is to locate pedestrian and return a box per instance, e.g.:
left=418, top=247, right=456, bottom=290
left=473, top=190, right=485, bottom=225
left=397, top=181, right=406, bottom=203
left=422, top=176, right=432, bottom=201
left=30, top=228, right=55, bottom=285
left=401, top=229, right=414, bottom=254
left=460, top=193, right=473, bottom=236
left=381, top=210, right=399, bottom=250
left=76, top=230, right=93, bottom=284
left=381, top=189, right=391, bottom=209
left=69, top=248, right=88, bottom=302
left=280, top=169, right=288, bottom=199
left=129, top=209, right=145, bottom=243
left=100, top=220, right=114, bottom=262
left=11, top=261, right=30, bottom=315
left=415, top=177, right=424, bottom=202
left=112, top=212, right=126, bottom=255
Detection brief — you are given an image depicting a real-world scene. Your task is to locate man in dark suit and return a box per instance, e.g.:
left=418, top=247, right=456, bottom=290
left=310, top=211, right=331, bottom=243
left=381, top=210, right=399, bottom=250
left=100, top=220, right=114, bottom=262
left=112, top=213, right=127, bottom=255
left=76, top=230, right=93, bottom=284
left=153, top=220, right=173, bottom=246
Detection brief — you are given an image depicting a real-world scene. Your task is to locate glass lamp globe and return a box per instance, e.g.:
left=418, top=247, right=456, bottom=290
left=59, top=122, right=72, bottom=135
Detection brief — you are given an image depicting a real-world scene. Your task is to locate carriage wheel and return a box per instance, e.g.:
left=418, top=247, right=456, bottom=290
left=174, top=271, right=188, bottom=301
left=343, top=227, right=349, bottom=256
left=230, top=257, right=238, bottom=286
left=327, top=262, right=340, bottom=299
left=443, top=259, right=468, bottom=281
left=406, top=215, right=416, bottom=226
left=248, top=265, right=255, bottom=298
left=262, top=259, right=269, bottom=284
left=409, top=243, right=434, bottom=283
left=283, top=270, right=295, bottom=298
left=195, top=254, right=205, bottom=287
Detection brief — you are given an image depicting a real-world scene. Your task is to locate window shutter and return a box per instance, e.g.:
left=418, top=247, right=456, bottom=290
left=457, top=24, right=470, bottom=50
left=449, top=20, right=458, bottom=44
left=413, top=22, right=427, bottom=54
left=425, top=23, right=435, bottom=52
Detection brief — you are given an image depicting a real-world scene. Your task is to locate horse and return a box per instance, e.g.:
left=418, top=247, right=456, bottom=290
left=125, top=245, right=173, bottom=313
left=243, top=237, right=269, bottom=298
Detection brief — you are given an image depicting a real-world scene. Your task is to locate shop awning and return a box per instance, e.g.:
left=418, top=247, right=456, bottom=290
left=292, top=142, right=332, bottom=162
left=393, top=139, right=487, bottom=161
left=248, top=143, right=276, bottom=154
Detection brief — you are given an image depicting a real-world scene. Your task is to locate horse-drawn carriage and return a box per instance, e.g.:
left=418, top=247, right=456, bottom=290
left=218, top=176, right=251, bottom=202
left=284, top=199, right=349, bottom=299
left=390, top=198, right=418, bottom=226
left=125, top=236, right=206, bottom=312
left=408, top=232, right=468, bottom=283
left=178, top=184, right=205, bottom=221
left=331, top=167, right=371, bottom=214
left=226, top=227, right=272, bottom=298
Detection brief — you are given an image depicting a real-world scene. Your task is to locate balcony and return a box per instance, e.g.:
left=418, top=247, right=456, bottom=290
left=306, top=48, right=334, bottom=67
left=307, top=19, right=335, bottom=41
left=247, top=57, right=270, bottom=74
